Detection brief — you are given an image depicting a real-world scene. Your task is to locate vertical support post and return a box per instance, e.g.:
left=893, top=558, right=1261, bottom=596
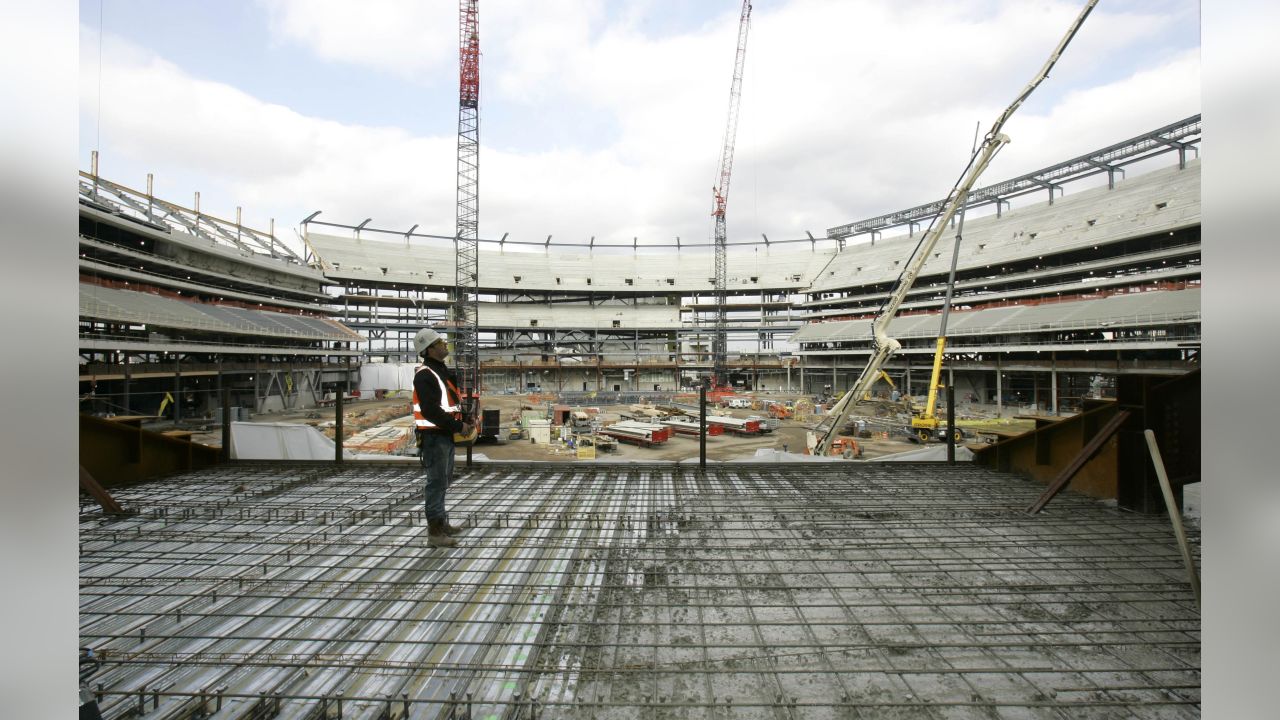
left=699, top=384, right=707, bottom=473
left=995, top=359, right=1003, bottom=417
left=1050, top=353, right=1059, bottom=416
left=174, top=357, right=182, bottom=424
left=344, top=346, right=352, bottom=397
left=335, top=394, right=344, bottom=464
left=123, top=354, right=131, bottom=414
left=221, top=388, right=231, bottom=462
left=946, top=384, right=956, bottom=464
left=1144, top=429, right=1201, bottom=609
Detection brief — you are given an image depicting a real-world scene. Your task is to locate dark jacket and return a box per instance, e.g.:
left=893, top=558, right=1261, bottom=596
left=413, top=357, right=464, bottom=435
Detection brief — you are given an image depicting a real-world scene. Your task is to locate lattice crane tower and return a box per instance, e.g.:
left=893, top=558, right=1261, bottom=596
left=711, top=0, right=752, bottom=388
left=454, top=0, right=481, bottom=411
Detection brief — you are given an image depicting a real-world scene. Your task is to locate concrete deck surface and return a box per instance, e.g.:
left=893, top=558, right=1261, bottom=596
left=80, top=461, right=1200, bottom=718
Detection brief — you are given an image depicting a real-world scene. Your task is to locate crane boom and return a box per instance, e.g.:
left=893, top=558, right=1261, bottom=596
left=812, top=0, right=1098, bottom=455
left=713, top=0, right=752, bottom=220
left=711, top=0, right=752, bottom=388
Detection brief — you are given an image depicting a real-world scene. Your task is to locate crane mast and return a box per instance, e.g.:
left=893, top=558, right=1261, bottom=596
left=454, top=0, right=481, bottom=433
left=811, top=0, right=1098, bottom=456
left=711, top=0, right=752, bottom=389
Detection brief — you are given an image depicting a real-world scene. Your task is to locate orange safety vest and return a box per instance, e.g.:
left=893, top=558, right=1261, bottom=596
left=412, top=365, right=463, bottom=431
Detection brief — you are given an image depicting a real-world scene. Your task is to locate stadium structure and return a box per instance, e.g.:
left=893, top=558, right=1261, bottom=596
left=78, top=166, right=363, bottom=421
left=80, top=116, right=1199, bottom=416
left=77, top=116, right=1203, bottom=718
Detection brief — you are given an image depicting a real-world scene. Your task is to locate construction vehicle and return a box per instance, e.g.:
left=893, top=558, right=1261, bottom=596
left=828, top=437, right=862, bottom=460
left=862, top=370, right=899, bottom=402
left=909, top=126, right=977, bottom=444
left=764, top=401, right=792, bottom=420
left=809, top=0, right=1097, bottom=456
left=157, top=391, right=174, bottom=418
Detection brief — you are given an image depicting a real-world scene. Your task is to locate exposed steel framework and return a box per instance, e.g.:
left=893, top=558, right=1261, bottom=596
left=454, top=0, right=482, bottom=411
left=711, top=0, right=752, bottom=387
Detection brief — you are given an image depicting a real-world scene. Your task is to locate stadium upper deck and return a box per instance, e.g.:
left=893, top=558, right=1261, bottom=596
left=303, top=117, right=1199, bottom=406
left=79, top=174, right=361, bottom=419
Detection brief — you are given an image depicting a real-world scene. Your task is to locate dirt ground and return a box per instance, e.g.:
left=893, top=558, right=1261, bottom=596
left=206, top=393, right=983, bottom=462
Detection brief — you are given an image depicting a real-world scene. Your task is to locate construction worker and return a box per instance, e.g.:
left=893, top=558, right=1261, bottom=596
left=412, top=328, right=473, bottom=548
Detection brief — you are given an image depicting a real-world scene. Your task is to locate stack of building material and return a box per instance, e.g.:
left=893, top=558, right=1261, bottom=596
left=658, top=416, right=724, bottom=437
left=343, top=424, right=414, bottom=455
left=599, top=420, right=671, bottom=447
left=703, top=414, right=761, bottom=435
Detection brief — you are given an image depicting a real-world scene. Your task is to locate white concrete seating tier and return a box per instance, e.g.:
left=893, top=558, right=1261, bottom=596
left=305, top=161, right=1196, bottom=300
left=790, top=287, right=1200, bottom=343
left=307, top=233, right=837, bottom=294
left=809, top=161, right=1200, bottom=293
left=478, top=302, right=681, bottom=329
left=81, top=283, right=361, bottom=341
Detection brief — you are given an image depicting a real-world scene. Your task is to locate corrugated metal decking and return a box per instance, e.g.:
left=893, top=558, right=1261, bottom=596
left=80, top=462, right=1201, bottom=718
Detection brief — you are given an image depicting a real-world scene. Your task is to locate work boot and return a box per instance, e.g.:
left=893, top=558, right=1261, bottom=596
left=442, top=517, right=467, bottom=536
left=427, top=519, right=457, bottom=548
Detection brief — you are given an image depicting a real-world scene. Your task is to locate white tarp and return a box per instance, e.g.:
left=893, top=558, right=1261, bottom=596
left=229, top=421, right=488, bottom=462
left=230, top=422, right=355, bottom=460
left=358, top=362, right=417, bottom=394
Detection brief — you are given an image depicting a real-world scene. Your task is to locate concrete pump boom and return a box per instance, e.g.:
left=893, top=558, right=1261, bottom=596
left=811, top=0, right=1098, bottom=456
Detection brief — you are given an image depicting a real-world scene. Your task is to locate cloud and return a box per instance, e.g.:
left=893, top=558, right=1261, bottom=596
left=258, top=0, right=456, bottom=82
left=81, top=1, right=1200, bottom=252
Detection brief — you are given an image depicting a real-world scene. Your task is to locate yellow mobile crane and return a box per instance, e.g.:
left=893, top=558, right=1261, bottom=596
left=910, top=126, right=977, bottom=443
left=810, top=0, right=1098, bottom=456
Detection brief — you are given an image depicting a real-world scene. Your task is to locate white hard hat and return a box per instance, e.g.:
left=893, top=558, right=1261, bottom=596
left=413, top=328, right=445, bottom=354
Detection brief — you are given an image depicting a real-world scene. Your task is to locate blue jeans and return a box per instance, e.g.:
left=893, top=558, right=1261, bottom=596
left=419, top=432, right=454, bottom=522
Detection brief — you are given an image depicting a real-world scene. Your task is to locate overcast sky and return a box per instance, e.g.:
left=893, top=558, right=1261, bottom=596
left=78, top=0, right=1200, bottom=253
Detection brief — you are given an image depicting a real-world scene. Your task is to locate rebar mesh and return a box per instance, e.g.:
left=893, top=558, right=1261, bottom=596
left=80, top=461, right=1200, bottom=719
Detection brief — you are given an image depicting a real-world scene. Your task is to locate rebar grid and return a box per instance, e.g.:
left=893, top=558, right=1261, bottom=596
left=80, top=462, right=1200, bottom=719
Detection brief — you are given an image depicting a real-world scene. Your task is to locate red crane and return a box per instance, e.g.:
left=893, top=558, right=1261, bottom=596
left=454, top=0, right=482, bottom=458
left=709, top=1, right=752, bottom=395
